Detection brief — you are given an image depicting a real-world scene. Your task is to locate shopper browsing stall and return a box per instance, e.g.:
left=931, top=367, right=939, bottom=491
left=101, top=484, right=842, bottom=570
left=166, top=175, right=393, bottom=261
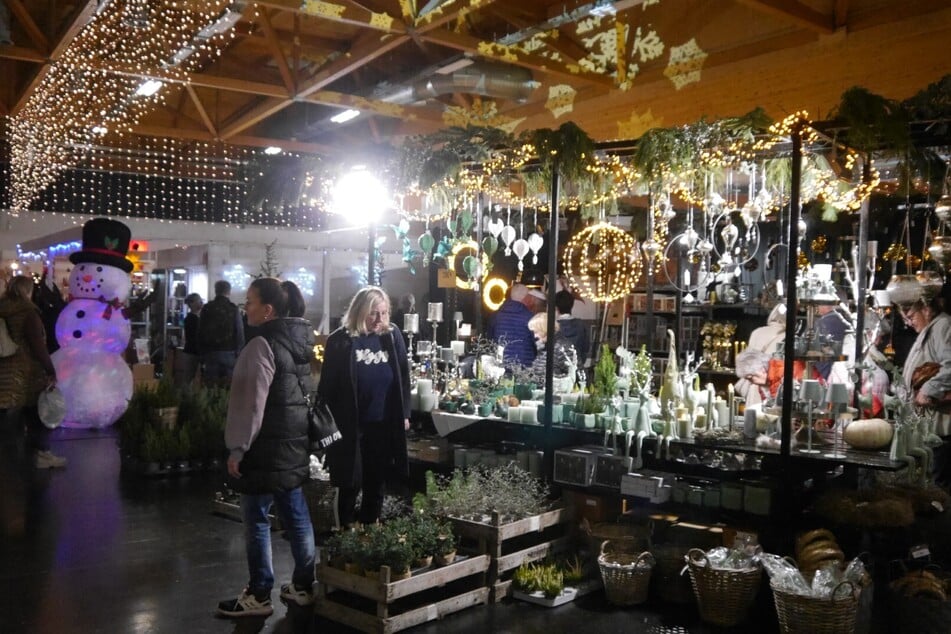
left=899, top=291, right=951, bottom=437
left=318, top=286, right=411, bottom=527
left=218, top=278, right=317, bottom=618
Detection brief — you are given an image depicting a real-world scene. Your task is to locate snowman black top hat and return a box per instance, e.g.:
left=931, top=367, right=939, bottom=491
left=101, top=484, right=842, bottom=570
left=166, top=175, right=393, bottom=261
left=69, top=218, right=134, bottom=273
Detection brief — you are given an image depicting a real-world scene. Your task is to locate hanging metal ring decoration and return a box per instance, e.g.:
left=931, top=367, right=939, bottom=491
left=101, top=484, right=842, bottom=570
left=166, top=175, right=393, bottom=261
left=710, top=210, right=760, bottom=269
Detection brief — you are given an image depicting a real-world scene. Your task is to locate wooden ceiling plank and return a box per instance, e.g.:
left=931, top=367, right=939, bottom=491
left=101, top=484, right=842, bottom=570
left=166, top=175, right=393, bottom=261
left=415, top=0, right=502, bottom=33
left=834, top=0, right=850, bottom=29
left=186, top=84, right=218, bottom=136
left=259, top=8, right=298, bottom=94
left=219, top=97, right=291, bottom=139
left=186, top=74, right=290, bottom=98
left=0, top=44, right=46, bottom=63
left=733, top=0, right=834, bottom=35
left=420, top=28, right=615, bottom=87
left=12, top=0, right=97, bottom=115
left=256, top=0, right=406, bottom=33
left=4, top=0, right=50, bottom=52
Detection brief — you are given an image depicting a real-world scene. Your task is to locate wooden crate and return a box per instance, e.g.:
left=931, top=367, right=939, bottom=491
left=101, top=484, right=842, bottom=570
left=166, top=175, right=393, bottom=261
left=447, top=506, right=574, bottom=601
left=315, top=555, right=490, bottom=634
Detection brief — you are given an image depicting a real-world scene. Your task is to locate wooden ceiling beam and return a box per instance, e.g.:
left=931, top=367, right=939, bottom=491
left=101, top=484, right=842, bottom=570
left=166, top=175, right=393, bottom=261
left=186, top=84, right=218, bottom=136
left=733, top=0, right=835, bottom=35
left=219, top=97, right=290, bottom=139
left=258, top=0, right=407, bottom=33
left=4, top=0, right=50, bottom=52
left=295, top=31, right=411, bottom=98
left=0, top=44, right=46, bottom=63
left=302, top=90, right=446, bottom=122
left=834, top=0, right=850, bottom=29
left=259, top=8, right=297, bottom=93
left=12, top=0, right=97, bottom=115
left=415, top=0, right=502, bottom=33
left=420, top=28, right=615, bottom=87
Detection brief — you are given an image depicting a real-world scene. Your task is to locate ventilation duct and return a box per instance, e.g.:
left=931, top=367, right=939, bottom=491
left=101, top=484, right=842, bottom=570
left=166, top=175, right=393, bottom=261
left=379, top=61, right=539, bottom=105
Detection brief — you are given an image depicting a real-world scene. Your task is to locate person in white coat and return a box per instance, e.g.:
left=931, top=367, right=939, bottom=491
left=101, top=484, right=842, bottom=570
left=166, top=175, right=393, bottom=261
left=748, top=303, right=787, bottom=355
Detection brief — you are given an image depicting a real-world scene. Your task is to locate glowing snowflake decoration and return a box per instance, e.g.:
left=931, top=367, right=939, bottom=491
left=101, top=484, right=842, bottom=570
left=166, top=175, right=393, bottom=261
left=546, top=85, right=577, bottom=119
left=664, top=38, right=707, bottom=90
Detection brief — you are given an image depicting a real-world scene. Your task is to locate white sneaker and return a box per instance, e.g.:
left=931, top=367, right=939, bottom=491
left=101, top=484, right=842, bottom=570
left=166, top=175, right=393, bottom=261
left=216, top=590, right=273, bottom=617
left=35, top=450, right=67, bottom=469
left=279, top=582, right=315, bottom=607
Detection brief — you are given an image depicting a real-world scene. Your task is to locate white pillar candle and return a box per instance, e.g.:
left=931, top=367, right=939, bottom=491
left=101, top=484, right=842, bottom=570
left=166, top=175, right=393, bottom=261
left=451, top=340, right=466, bottom=356
left=428, top=302, right=443, bottom=322
left=441, top=347, right=455, bottom=363
left=403, top=313, right=419, bottom=333
left=416, top=378, right=433, bottom=395
left=458, top=323, right=471, bottom=338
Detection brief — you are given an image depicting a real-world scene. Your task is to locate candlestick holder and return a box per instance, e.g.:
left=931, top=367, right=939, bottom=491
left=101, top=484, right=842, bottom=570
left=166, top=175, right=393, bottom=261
left=799, top=379, right=822, bottom=454
left=824, top=383, right=850, bottom=459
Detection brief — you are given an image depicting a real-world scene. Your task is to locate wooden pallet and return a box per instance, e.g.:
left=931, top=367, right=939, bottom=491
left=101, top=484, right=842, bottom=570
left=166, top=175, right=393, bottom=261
left=315, top=555, right=490, bottom=634
left=446, top=507, right=574, bottom=601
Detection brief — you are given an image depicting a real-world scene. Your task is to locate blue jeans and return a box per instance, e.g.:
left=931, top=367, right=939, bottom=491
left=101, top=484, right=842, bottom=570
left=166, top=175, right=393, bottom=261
left=202, top=351, right=237, bottom=384
left=240, top=487, right=316, bottom=598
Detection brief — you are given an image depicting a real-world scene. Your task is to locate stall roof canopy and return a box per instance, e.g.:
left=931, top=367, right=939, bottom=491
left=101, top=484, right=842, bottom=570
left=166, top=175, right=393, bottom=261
left=2, top=0, right=951, bottom=157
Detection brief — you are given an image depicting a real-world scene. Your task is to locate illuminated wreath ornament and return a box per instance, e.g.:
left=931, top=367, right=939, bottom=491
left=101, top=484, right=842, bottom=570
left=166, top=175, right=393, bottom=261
left=563, top=222, right=642, bottom=302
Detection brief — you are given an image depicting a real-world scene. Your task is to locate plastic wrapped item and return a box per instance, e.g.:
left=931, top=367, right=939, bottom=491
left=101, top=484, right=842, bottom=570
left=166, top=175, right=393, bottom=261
left=760, top=553, right=812, bottom=595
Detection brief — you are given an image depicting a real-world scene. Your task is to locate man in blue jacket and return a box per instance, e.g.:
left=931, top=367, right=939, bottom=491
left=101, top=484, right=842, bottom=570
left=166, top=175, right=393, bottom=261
left=487, top=283, right=540, bottom=369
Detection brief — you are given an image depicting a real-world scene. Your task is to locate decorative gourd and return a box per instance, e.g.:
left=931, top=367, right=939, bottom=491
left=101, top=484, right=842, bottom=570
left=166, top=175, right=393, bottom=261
left=843, top=418, right=894, bottom=450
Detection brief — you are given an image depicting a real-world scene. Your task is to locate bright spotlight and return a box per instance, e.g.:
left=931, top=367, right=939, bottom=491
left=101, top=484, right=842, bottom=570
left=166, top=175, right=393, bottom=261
left=331, top=167, right=389, bottom=225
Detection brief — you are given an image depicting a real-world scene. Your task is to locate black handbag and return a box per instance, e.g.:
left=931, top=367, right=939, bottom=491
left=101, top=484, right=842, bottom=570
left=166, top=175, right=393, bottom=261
left=306, top=391, right=341, bottom=450
left=273, top=336, right=341, bottom=450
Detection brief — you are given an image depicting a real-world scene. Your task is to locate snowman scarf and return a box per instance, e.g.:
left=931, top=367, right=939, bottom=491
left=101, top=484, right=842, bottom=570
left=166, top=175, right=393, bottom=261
left=97, top=295, right=125, bottom=320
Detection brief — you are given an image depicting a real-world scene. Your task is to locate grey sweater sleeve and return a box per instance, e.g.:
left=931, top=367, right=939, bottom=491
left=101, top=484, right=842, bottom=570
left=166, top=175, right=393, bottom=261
left=224, top=337, right=275, bottom=462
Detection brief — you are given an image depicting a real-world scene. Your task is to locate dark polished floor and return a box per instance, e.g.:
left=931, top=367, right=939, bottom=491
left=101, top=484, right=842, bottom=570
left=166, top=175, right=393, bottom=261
left=2, top=422, right=897, bottom=634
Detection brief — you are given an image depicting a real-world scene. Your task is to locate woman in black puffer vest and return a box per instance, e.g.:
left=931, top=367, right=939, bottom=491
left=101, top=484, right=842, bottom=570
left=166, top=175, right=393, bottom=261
left=217, top=278, right=317, bottom=619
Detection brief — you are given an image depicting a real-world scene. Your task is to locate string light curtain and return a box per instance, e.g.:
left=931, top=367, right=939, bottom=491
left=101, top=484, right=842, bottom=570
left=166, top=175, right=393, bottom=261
left=8, top=0, right=238, bottom=215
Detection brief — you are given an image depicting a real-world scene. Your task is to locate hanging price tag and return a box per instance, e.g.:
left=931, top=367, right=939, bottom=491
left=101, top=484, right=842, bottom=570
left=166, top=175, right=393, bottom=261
left=909, top=544, right=931, bottom=561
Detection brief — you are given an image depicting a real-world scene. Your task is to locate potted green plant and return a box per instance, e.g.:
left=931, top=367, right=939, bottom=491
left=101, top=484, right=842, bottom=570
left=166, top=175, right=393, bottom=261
left=433, top=526, right=458, bottom=566
left=149, top=376, right=180, bottom=430
left=382, top=536, right=415, bottom=580
left=408, top=512, right=439, bottom=567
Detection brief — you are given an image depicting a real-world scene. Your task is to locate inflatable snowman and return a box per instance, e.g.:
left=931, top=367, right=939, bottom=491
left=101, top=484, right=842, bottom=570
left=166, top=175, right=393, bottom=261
left=52, top=218, right=135, bottom=428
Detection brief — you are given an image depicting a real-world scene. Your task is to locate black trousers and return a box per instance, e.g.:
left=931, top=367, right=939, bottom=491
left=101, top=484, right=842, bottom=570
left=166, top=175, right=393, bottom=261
left=337, top=423, right=389, bottom=527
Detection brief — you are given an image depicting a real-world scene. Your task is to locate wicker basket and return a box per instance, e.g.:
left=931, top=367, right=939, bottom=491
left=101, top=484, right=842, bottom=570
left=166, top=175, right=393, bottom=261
left=772, top=580, right=859, bottom=634
left=685, top=548, right=762, bottom=627
left=651, top=543, right=693, bottom=603
left=302, top=477, right=338, bottom=535
left=598, top=539, right=655, bottom=606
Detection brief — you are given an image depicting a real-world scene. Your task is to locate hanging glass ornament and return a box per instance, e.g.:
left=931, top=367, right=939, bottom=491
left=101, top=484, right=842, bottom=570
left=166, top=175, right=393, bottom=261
left=487, top=217, right=504, bottom=238
left=418, top=230, right=435, bottom=266
left=512, top=238, right=530, bottom=271
left=527, top=232, right=544, bottom=265
left=500, top=225, right=516, bottom=255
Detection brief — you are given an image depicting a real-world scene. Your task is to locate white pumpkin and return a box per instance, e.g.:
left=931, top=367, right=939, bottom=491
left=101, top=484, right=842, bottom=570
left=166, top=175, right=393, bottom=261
left=843, top=418, right=894, bottom=450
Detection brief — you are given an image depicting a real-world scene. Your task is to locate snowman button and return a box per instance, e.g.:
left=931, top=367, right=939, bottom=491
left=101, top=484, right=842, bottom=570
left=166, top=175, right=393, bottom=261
left=77, top=310, right=85, bottom=318
left=73, top=330, right=82, bottom=339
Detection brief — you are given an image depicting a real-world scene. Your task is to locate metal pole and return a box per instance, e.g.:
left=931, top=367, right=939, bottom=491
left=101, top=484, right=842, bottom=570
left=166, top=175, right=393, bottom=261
left=367, top=223, right=376, bottom=285
left=543, top=165, right=560, bottom=483
left=781, top=122, right=803, bottom=458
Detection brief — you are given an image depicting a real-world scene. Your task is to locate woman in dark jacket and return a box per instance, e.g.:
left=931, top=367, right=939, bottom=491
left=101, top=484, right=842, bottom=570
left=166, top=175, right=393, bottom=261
left=217, top=278, right=317, bottom=618
left=0, top=276, right=63, bottom=468
left=318, top=285, right=411, bottom=527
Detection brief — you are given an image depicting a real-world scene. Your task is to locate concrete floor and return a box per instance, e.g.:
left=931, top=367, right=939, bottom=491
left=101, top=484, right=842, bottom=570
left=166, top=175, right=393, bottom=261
left=2, top=424, right=925, bottom=633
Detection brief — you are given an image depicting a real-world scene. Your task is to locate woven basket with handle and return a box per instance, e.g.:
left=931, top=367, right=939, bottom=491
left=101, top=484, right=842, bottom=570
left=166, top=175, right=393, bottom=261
left=598, top=539, right=655, bottom=606
left=685, top=548, right=762, bottom=627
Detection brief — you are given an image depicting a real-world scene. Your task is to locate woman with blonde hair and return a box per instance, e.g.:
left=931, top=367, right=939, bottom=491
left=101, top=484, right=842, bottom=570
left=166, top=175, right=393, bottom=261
left=0, top=276, right=64, bottom=469
left=318, top=286, right=411, bottom=526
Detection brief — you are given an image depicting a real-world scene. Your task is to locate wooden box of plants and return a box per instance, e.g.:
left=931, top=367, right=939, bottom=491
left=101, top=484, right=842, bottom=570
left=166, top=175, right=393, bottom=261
left=316, top=514, right=490, bottom=634
left=418, top=465, right=574, bottom=601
